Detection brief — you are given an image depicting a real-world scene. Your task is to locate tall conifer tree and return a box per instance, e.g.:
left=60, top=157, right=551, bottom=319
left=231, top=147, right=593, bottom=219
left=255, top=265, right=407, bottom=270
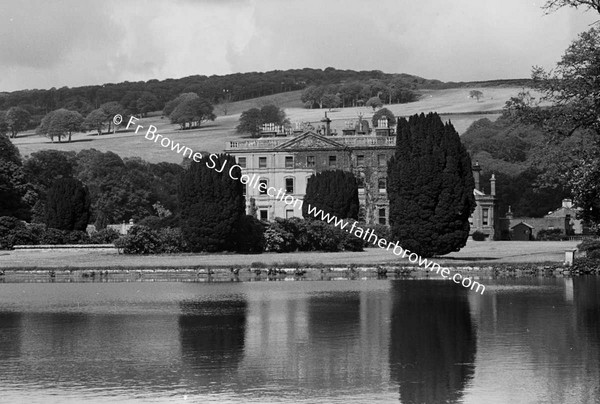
left=302, top=169, right=359, bottom=220
left=387, top=113, right=475, bottom=257
left=179, top=154, right=245, bottom=252
left=45, top=178, right=91, bottom=231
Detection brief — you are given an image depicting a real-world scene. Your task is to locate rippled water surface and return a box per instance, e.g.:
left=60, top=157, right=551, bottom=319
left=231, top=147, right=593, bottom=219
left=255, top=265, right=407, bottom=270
left=0, top=278, right=598, bottom=403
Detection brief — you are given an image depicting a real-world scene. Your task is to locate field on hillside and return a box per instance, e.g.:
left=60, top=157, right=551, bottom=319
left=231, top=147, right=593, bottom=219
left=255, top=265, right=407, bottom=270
left=11, top=86, right=534, bottom=164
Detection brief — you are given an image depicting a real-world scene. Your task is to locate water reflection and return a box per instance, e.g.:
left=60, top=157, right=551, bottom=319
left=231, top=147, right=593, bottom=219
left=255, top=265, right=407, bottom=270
left=0, top=279, right=598, bottom=403
left=389, top=281, right=477, bottom=404
left=178, top=299, right=247, bottom=389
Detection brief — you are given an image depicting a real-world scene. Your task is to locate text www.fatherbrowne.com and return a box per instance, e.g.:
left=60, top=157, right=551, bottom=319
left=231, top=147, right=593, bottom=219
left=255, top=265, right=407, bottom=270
left=123, top=115, right=486, bottom=295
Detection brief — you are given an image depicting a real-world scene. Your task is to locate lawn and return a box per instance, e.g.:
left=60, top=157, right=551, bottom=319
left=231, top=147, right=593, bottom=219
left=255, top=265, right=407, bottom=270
left=11, top=86, right=535, bottom=164
left=0, top=240, right=580, bottom=269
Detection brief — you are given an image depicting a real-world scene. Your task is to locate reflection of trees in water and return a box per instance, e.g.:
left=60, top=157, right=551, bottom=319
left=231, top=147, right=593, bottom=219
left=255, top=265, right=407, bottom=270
left=178, top=299, right=247, bottom=376
left=0, top=312, right=22, bottom=360
left=573, top=277, right=600, bottom=388
left=389, top=281, right=476, bottom=404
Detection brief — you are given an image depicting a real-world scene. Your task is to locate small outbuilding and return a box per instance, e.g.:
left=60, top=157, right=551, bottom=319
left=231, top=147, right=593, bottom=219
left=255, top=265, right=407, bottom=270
left=511, top=222, right=534, bottom=241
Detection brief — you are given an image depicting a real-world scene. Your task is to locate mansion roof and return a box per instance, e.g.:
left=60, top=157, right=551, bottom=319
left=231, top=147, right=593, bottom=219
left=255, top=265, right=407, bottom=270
left=226, top=131, right=396, bottom=152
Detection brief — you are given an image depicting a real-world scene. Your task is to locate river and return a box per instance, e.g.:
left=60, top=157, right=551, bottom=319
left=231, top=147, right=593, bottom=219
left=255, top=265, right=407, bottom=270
left=0, top=277, right=598, bottom=403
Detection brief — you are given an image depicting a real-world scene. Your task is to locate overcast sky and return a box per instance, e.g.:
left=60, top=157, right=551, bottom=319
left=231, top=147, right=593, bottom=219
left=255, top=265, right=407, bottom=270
left=0, top=0, right=597, bottom=92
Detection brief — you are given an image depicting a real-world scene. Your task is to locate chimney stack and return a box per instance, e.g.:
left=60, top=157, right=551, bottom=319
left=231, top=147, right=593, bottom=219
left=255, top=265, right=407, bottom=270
left=321, top=112, right=332, bottom=136
left=472, top=161, right=481, bottom=191
left=490, top=173, right=496, bottom=196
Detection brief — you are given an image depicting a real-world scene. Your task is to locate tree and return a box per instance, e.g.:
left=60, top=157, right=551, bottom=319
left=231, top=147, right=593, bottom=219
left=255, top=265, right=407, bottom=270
left=136, top=92, right=160, bottom=117
left=83, top=108, right=108, bottom=136
left=0, top=134, right=31, bottom=219
left=302, top=170, right=359, bottom=220
left=37, top=109, right=83, bottom=142
left=236, top=108, right=262, bottom=137
left=505, top=25, right=600, bottom=223
left=372, top=107, right=397, bottom=127
left=322, top=93, right=341, bottom=111
left=366, top=96, right=383, bottom=111
left=469, top=90, right=483, bottom=102
left=169, top=97, right=216, bottom=129
left=0, top=111, right=8, bottom=136
left=163, top=92, right=199, bottom=116
left=178, top=154, right=245, bottom=252
left=259, top=104, right=287, bottom=125
left=5, top=107, right=31, bottom=138
left=543, top=0, right=600, bottom=13
left=45, top=177, right=91, bottom=231
left=387, top=113, right=476, bottom=258
left=100, top=101, right=124, bottom=133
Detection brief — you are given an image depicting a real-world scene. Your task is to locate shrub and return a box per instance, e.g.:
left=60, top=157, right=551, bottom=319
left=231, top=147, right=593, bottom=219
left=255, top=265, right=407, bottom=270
left=234, top=215, right=265, bottom=254
left=472, top=231, right=487, bottom=241
left=63, top=230, right=91, bottom=244
left=536, top=228, right=565, bottom=241
left=359, top=223, right=391, bottom=247
left=588, top=249, right=600, bottom=259
left=39, top=228, right=67, bottom=244
left=577, top=239, right=600, bottom=252
left=121, top=225, right=161, bottom=254
left=90, top=228, right=121, bottom=244
left=157, top=227, right=187, bottom=253
left=264, top=221, right=295, bottom=252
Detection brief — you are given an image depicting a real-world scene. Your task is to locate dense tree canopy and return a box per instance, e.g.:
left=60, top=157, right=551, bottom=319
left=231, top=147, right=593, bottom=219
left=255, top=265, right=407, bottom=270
left=5, top=107, right=31, bottom=138
left=302, top=170, right=359, bottom=220
left=170, top=97, right=216, bottom=129
left=178, top=154, right=245, bottom=252
left=236, top=104, right=287, bottom=137
left=372, top=107, right=397, bottom=127
left=387, top=113, right=476, bottom=257
left=36, top=109, right=83, bottom=142
left=0, top=134, right=31, bottom=219
left=45, top=178, right=91, bottom=231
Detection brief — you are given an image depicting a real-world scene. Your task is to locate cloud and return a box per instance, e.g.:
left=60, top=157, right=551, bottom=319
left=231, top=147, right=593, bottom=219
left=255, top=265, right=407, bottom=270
left=0, top=0, right=598, bottom=91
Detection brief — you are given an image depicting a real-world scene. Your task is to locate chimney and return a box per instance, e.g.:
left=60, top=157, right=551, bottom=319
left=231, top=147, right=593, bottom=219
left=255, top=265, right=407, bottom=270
left=562, top=199, right=573, bottom=209
left=506, top=205, right=513, bottom=219
left=490, top=173, right=496, bottom=196
left=472, top=161, right=481, bottom=191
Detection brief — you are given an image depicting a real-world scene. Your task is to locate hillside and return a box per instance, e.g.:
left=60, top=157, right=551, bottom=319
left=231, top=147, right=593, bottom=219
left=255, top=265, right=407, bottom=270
left=11, top=86, right=535, bottom=164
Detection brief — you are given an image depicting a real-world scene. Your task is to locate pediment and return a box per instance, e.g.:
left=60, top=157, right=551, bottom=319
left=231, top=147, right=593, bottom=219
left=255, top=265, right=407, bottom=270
left=275, top=131, right=348, bottom=150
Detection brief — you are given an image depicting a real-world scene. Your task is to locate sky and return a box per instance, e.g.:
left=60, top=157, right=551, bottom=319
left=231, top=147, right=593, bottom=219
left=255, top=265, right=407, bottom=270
left=0, top=0, right=598, bottom=92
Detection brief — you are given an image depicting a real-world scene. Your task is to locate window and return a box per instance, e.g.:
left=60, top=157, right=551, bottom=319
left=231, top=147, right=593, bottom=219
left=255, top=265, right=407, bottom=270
left=259, top=157, right=267, bottom=168
left=482, top=208, right=489, bottom=226
left=378, top=154, right=386, bottom=167
left=378, top=178, right=386, bottom=192
left=329, top=155, right=337, bottom=167
left=307, top=156, right=315, bottom=167
left=242, top=184, right=247, bottom=196
left=285, top=156, right=294, bottom=168
left=356, top=155, right=365, bottom=166
left=358, top=175, right=365, bottom=193
left=259, top=209, right=268, bottom=221
left=286, top=209, right=294, bottom=219
left=238, top=157, right=246, bottom=168
left=285, top=177, right=294, bottom=194
left=378, top=208, right=387, bottom=225
left=259, top=179, right=268, bottom=195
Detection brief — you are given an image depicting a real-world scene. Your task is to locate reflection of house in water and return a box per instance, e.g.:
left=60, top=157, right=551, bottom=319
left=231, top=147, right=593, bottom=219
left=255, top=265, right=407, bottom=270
left=389, top=281, right=477, bottom=404
left=234, top=283, right=393, bottom=393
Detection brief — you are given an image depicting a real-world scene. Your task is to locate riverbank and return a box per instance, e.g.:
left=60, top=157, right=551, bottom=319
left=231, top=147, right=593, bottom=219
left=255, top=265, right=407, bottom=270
left=0, top=240, right=580, bottom=269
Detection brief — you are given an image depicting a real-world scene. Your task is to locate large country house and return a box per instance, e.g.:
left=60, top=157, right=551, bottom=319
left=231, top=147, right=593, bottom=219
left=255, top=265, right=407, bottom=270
left=225, top=118, right=498, bottom=239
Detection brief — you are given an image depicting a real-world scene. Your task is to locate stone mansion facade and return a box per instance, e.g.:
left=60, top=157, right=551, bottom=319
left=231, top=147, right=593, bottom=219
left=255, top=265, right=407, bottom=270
left=225, top=126, right=499, bottom=239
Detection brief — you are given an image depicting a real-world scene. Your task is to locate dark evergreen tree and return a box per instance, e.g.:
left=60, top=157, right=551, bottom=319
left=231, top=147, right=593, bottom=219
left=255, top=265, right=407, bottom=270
left=179, top=154, right=245, bottom=252
left=45, top=178, right=91, bottom=231
left=387, top=113, right=476, bottom=258
left=0, top=134, right=31, bottom=219
left=302, top=170, right=359, bottom=220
